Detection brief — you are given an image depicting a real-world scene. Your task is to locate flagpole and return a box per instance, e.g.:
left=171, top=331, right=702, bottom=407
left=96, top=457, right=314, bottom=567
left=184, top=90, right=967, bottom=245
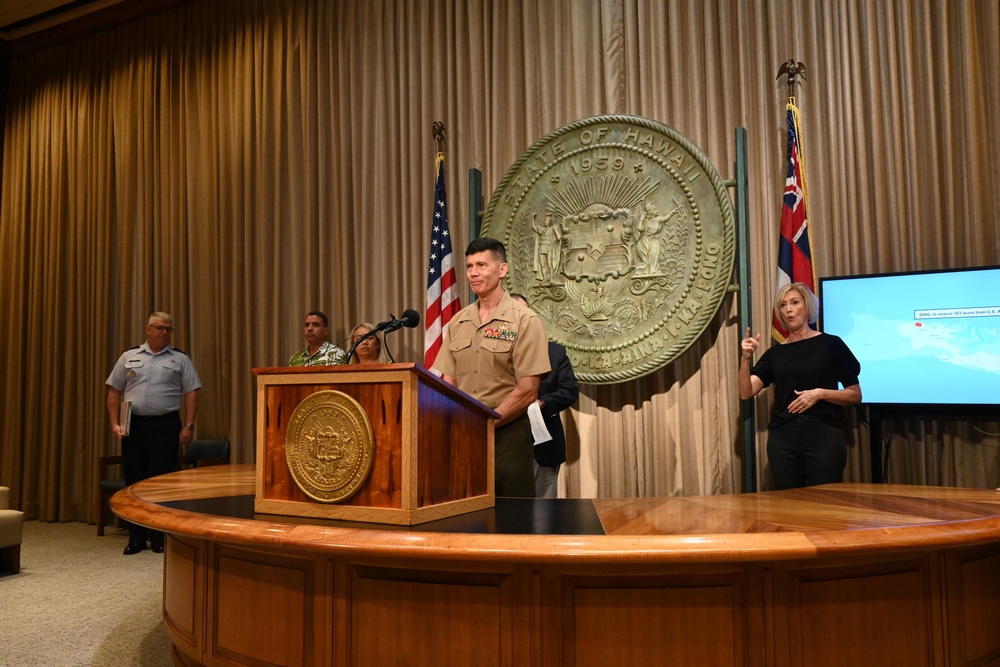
left=733, top=127, right=757, bottom=493
left=771, top=59, right=817, bottom=343
left=777, top=60, right=809, bottom=223
left=424, top=122, right=461, bottom=372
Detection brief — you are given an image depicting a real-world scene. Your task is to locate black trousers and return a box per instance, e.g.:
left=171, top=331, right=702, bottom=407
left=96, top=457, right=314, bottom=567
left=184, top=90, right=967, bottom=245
left=766, top=415, right=847, bottom=490
left=122, top=411, right=181, bottom=546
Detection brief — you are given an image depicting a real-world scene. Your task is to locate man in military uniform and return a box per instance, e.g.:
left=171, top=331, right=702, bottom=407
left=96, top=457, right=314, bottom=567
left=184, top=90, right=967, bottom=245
left=106, top=311, right=201, bottom=554
left=433, top=238, right=550, bottom=497
left=288, top=311, right=347, bottom=366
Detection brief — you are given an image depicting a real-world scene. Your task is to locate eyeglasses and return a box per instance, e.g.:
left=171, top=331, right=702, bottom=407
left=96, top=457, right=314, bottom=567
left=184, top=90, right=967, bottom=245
left=151, top=325, right=174, bottom=333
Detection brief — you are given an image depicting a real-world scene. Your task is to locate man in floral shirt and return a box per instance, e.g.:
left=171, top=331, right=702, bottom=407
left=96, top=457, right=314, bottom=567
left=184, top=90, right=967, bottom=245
left=288, top=311, right=347, bottom=366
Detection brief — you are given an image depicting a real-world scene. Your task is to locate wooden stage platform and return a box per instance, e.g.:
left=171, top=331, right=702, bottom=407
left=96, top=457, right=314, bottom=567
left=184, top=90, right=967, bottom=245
left=113, top=464, right=1000, bottom=666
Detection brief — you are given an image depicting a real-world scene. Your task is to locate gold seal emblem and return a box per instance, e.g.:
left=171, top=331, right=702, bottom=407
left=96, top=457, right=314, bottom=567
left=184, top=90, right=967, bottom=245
left=285, top=390, right=374, bottom=503
left=482, top=115, right=735, bottom=384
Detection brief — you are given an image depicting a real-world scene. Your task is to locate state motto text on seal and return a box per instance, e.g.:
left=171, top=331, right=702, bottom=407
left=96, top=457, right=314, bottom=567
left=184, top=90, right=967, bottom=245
left=285, top=390, right=375, bottom=503
left=481, top=115, right=735, bottom=384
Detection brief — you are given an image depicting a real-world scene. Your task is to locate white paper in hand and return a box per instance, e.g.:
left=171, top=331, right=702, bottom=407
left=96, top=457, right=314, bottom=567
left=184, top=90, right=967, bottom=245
left=527, top=401, right=552, bottom=445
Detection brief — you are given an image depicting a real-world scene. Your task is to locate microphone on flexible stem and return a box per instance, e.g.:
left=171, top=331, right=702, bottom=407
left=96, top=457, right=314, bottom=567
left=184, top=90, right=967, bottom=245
left=345, top=309, right=421, bottom=362
left=383, top=309, right=421, bottom=333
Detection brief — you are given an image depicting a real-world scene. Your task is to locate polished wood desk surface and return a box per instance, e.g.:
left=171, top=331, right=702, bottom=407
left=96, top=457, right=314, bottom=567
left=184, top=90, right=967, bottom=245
left=113, top=464, right=1000, bottom=564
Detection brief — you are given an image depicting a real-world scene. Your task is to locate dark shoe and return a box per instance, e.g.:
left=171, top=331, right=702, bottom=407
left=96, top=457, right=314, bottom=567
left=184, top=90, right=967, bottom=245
left=123, top=543, right=145, bottom=555
left=151, top=544, right=164, bottom=553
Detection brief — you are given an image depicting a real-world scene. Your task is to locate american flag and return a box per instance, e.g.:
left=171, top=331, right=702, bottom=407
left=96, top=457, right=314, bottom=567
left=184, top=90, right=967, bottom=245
left=771, top=100, right=817, bottom=341
left=424, top=153, right=461, bottom=369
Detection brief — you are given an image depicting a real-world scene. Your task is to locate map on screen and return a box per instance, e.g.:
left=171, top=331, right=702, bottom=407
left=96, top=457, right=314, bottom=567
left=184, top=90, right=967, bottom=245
left=820, top=268, right=1000, bottom=405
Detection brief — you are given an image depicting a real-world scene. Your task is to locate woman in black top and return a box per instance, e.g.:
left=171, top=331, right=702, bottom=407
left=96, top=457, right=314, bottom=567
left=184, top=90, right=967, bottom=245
left=739, top=282, right=862, bottom=489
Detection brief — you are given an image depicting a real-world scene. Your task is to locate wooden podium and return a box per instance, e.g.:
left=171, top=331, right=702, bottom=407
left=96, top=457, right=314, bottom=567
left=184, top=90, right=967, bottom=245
left=253, top=364, right=498, bottom=525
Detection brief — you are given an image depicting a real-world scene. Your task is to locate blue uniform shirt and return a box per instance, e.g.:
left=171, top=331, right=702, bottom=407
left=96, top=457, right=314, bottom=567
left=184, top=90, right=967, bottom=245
left=106, top=343, right=202, bottom=416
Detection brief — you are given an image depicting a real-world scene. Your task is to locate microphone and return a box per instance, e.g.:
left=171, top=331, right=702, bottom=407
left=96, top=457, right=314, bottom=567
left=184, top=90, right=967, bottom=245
left=345, top=309, right=421, bottom=362
left=383, top=309, right=421, bottom=334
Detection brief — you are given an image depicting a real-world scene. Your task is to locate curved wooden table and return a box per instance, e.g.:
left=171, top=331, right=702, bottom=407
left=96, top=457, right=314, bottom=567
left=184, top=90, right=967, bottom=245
left=113, top=465, right=1000, bottom=667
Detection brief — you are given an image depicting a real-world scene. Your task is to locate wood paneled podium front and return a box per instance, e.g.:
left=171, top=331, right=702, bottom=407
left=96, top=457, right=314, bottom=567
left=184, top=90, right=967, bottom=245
left=253, top=364, right=499, bottom=525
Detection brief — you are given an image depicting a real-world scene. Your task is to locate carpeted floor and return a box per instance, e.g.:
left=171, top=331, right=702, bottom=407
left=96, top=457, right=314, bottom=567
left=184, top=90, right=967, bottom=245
left=0, top=520, right=173, bottom=666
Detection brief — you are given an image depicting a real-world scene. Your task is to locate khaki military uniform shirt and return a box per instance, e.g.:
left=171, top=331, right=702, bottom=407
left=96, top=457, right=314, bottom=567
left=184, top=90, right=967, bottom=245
left=433, top=291, right=550, bottom=408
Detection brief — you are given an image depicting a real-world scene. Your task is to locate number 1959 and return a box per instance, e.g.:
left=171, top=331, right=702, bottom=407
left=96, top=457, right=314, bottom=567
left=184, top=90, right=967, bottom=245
left=570, top=156, right=626, bottom=174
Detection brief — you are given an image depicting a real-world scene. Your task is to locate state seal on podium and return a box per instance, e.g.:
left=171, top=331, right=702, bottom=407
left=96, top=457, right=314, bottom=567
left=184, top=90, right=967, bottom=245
left=285, top=390, right=375, bottom=503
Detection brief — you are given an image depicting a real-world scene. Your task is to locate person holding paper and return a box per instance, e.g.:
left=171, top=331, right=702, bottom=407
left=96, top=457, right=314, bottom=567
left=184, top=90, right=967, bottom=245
left=106, top=312, right=201, bottom=554
left=433, top=238, right=550, bottom=497
left=511, top=294, right=579, bottom=498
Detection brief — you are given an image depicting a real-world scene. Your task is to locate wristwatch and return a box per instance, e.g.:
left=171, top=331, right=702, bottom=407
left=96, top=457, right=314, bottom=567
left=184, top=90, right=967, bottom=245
left=185, top=423, right=195, bottom=430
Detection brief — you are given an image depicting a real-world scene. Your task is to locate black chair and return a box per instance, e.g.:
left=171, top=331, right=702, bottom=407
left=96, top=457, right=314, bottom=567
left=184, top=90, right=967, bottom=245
left=98, top=439, right=231, bottom=536
left=96, top=455, right=125, bottom=537
left=184, top=439, right=231, bottom=468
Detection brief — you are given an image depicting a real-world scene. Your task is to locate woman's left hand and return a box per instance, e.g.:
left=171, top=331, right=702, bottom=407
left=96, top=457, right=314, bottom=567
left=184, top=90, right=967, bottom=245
left=789, top=388, right=823, bottom=413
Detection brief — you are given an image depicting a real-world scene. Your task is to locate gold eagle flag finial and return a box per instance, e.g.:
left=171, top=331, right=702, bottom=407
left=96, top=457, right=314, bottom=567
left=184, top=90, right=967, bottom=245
left=432, top=121, right=446, bottom=153
left=777, top=60, right=806, bottom=99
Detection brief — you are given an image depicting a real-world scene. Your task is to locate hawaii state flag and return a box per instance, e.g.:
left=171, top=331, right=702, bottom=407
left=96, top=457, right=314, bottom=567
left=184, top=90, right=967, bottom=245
left=771, top=100, right=817, bottom=341
left=424, top=153, right=461, bottom=369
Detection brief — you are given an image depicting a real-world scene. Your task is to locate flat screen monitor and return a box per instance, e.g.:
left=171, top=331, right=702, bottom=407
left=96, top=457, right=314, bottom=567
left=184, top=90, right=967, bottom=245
left=819, top=266, right=1000, bottom=416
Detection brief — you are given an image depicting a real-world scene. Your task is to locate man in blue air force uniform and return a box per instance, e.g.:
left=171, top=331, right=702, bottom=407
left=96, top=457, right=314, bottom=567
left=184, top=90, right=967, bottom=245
left=106, top=311, right=201, bottom=555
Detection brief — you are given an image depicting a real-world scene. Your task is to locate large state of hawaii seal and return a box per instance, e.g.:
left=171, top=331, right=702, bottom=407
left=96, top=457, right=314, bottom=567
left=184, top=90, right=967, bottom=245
left=481, top=115, right=735, bottom=384
left=285, top=390, right=375, bottom=503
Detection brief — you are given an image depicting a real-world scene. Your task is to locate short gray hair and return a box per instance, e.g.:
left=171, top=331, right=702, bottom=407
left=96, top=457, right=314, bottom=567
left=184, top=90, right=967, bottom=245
left=147, top=311, right=173, bottom=325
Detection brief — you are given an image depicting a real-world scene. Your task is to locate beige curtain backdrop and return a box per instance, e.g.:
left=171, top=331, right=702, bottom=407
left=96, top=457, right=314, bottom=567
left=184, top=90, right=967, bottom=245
left=0, top=0, right=997, bottom=521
